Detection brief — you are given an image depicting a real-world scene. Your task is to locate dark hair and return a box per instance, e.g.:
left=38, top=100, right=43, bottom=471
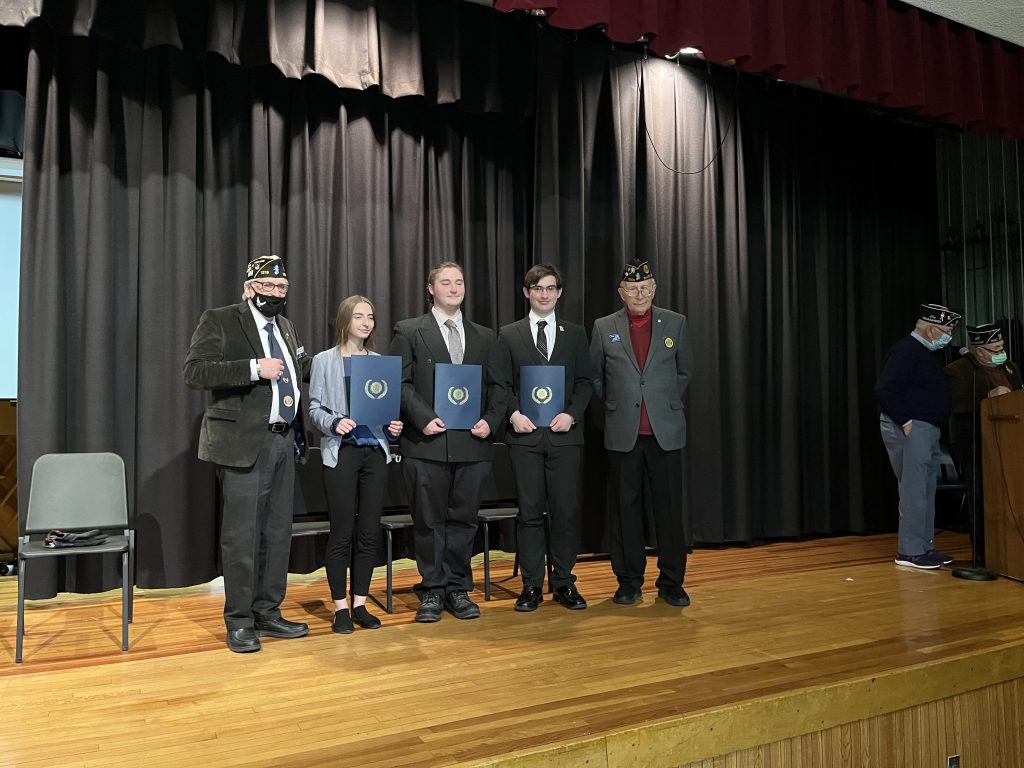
left=523, top=263, right=563, bottom=291
left=334, top=295, right=376, bottom=351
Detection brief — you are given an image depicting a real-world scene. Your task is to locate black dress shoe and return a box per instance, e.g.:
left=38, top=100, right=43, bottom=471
left=514, top=585, right=543, bottom=612
left=445, top=590, right=481, bottom=619
left=226, top=627, right=261, bottom=653
left=657, top=585, right=691, bottom=607
left=351, top=605, right=382, bottom=629
left=416, top=593, right=444, bottom=623
left=254, top=616, right=309, bottom=638
left=553, top=584, right=588, bottom=610
left=332, top=609, right=354, bottom=635
left=612, top=586, right=642, bottom=605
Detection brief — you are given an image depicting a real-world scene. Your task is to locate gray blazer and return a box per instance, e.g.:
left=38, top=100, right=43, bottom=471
left=590, top=307, right=694, bottom=452
left=307, top=348, right=396, bottom=468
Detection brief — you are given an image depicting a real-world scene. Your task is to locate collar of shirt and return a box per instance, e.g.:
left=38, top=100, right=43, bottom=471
left=628, top=307, right=653, bottom=328
left=432, top=306, right=463, bottom=333
left=249, top=301, right=276, bottom=337
left=528, top=309, right=555, bottom=328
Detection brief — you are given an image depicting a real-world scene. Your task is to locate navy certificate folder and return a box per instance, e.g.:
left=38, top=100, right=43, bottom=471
left=349, top=355, right=401, bottom=425
left=434, top=363, right=482, bottom=429
left=519, top=364, right=565, bottom=426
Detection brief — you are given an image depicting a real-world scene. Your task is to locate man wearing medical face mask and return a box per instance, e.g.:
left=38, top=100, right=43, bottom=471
left=944, top=323, right=1023, bottom=563
left=184, top=255, right=311, bottom=653
left=875, top=304, right=962, bottom=570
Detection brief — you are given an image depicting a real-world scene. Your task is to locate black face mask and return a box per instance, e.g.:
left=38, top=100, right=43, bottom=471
left=252, top=292, right=287, bottom=318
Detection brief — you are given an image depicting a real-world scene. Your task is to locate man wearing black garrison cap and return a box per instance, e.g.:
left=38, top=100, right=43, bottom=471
left=945, top=322, right=1023, bottom=563
left=590, top=258, right=695, bottom=607
left=184, top=255, right=312, bottom=652
left=876, top=304, right=962, bottom=570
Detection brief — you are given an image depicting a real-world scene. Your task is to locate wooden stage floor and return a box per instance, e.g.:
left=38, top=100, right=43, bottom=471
left=1, top=532, right=1023, bottom=768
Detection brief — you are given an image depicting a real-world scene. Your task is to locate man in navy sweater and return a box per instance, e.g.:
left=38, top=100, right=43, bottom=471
left=875, top=304, right=962, bottom=569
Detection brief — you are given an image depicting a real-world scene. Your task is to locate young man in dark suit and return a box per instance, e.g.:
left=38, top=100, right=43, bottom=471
left=183, top=255, right=312, bottom=653
left=389, top=262, right=506, bottom=622
left=590, top=258, right=695, bottom=608
left=492, top=264, right=593, bottom=611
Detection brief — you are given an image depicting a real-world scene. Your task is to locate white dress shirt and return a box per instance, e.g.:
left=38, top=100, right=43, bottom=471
left=431, top=306, right=465, bottom=360
left=247, top=302, right=300, bottom=424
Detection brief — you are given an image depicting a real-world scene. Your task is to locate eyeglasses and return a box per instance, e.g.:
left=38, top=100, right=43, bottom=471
left=622, top=285, right=655, bottom=297
left=529, top=284, right=561, bottom=294
left=251, top=280, right=289, bottom=295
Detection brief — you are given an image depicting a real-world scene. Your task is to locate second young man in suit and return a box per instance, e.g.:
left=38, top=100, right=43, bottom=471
left=493, top=264, right=593, bottom=611
left=390, top=262, right=506, bottom=622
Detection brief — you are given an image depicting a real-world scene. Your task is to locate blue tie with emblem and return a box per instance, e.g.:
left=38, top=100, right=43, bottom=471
left=265, top=322, right=296, bottom=424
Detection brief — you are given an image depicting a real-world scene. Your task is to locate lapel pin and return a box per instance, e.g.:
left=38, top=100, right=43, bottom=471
left=664, top=338, right=674, bottom=348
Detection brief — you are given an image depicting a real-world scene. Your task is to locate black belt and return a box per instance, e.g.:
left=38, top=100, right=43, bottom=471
left=268, top=421, right=291, bottom=433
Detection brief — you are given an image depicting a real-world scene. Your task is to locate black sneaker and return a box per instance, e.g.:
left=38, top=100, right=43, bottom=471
left=445, top=590, right=481, bottom=619
left=926, top=548, right=954, bottom=565
left=351, top=605, right=381, bottom=630
left=332, top=609, right=354, bottom=635
left=612, top=586, right=642, bottom=605
left=895, top=552, right=945, bottom=569
left=657, top=585, right=691, bottom=607
left=416, top=593, right=444, bottom=623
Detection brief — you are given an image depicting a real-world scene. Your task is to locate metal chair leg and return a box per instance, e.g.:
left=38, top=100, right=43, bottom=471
left=127, top=531, right=135, bottom=624
left=386, top=529, right=394, bottom=614
left=483, top=522, right=492, bottom=601
left=121, top=550, right=129, bottom=651
left=15, top=557, right=25, bottom=663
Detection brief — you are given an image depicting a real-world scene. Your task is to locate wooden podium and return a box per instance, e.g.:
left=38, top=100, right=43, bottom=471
left=981, top=388, right=1024, bottom=581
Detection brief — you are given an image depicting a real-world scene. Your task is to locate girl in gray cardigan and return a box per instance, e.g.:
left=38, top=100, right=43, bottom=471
left=308, top=295, right=403, bottom=633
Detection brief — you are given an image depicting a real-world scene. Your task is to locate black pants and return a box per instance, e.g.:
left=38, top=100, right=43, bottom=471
left=402, top=457, right=490, bottom=598
left=323, top=445, right=387, bottom=599
left=607, top=436, right=687, bottom=590
left=509, top=436, right=581, bottom=589
left=216, top=429, right=295, bottom=630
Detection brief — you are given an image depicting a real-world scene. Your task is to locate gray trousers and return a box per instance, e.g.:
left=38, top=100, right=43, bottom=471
left=879, top=414, right=939, bottom=556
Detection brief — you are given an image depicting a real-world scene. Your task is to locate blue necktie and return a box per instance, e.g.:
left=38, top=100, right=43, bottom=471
left=265, top=322, right=296, bottom=424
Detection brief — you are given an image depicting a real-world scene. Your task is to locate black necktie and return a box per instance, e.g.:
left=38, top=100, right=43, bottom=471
left=536, top=320, right=548, bottom=360
left=265, top=322, right=296, bottom=423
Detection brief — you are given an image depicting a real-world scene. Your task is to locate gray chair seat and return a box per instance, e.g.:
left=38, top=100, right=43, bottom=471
left=20, top=535, right=131, bottom=558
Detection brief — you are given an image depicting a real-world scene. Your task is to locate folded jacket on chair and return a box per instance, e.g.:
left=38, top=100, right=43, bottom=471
left=43, top=529, right=109, bottom=548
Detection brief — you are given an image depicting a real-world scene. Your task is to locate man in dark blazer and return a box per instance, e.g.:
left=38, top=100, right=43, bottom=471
left=492, top=264, right=593, bottom=611
left=389, top=261, right=506, bottom=623
left=590, top=258, right=694, bottom=608
left=183, top=255, right=312, bottom=653
left=945, top=321, right=1022, bottom=563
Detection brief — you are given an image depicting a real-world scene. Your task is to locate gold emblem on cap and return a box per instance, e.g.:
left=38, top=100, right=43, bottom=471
left=364, top=379, right=388, bottom=400
left=531, top=386, right=553, bottom=405
left=448, top=386, right=469, bottom=406
left=283, top=395, right=294, bottom=408
left=664, top=338, right=674, bottom=348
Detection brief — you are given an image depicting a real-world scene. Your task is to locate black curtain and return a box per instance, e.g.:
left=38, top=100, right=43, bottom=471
left=15, top=1, right=941, bottom=594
